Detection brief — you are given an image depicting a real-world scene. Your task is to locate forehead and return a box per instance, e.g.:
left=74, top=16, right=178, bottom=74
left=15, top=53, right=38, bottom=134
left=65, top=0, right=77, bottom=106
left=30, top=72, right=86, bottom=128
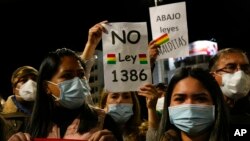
left=172, top=77, right=209, bottom=95
left=217, top=52, right=249, bottom=67
left=57, top=56, right=83, bottom=72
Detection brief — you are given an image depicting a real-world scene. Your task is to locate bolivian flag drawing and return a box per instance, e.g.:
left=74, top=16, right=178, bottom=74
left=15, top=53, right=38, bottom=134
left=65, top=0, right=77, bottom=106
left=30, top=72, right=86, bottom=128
left=154, top=33, right=169, bottom=46
left=139, top=54, right=148, bottom=64
left=107, top=54, right=116, bottom=64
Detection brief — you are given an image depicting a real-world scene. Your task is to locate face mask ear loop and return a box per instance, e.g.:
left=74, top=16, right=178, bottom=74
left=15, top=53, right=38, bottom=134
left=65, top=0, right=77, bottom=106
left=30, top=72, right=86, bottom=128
left=51, top=94, right=60, bottom=101
left=46, top=81, right=60, bottom=101
left=47, top=81, right=57, bottom=85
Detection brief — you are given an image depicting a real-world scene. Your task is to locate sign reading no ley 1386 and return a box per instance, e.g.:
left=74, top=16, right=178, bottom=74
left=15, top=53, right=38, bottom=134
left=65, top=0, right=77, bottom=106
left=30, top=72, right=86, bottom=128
left=102, top=22, right=152, bottom=92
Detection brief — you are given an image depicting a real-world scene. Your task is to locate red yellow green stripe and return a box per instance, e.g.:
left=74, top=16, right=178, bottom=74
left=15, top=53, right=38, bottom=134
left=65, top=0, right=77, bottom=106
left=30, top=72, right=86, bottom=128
left=155, top=33, right=169, bottom=46
left=139, top=54, right=148, bottom=64
left=107, top=54, right=116, bottom=64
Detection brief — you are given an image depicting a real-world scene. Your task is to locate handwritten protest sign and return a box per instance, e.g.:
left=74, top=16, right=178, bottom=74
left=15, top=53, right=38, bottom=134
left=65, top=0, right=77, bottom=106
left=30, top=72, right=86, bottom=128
left=102, top=22, right=152, bottom=92
left=149, top=1, right=189, bottom=60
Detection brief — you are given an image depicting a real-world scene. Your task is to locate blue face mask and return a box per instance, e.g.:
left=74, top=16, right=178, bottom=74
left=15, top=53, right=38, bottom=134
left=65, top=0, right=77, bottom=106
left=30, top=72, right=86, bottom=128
left=107, top=103, right=133, bottom=124
left=48, top=77, right=91, bottom=109
left=168, top=104, right=215, bottom=136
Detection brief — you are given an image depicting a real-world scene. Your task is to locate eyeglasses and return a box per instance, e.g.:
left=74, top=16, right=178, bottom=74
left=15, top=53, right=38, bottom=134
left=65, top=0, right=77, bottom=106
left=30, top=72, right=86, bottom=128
left=215, top=63, right=250, bottom=74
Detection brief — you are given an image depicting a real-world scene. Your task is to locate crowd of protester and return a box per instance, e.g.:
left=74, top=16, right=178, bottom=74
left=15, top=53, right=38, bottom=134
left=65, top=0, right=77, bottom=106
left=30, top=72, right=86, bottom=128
left=0, top=20, right=249, bottom=141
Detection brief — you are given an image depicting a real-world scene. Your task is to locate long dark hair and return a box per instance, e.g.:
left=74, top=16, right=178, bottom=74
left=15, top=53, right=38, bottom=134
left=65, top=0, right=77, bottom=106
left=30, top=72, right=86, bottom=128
left=157, top=67, right=229, bottom=141
left=26, top=48, right=98, bottom=137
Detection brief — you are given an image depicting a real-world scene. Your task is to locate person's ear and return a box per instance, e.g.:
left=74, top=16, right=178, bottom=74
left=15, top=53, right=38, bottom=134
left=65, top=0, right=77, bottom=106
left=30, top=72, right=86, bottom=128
left=210, top=72, right=222, bottom=86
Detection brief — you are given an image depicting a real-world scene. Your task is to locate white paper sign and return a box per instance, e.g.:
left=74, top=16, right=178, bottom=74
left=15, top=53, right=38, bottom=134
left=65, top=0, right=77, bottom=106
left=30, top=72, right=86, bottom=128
left=102, top=22, right=152, bottom=92
left=149, top=2, right=189, bottom=60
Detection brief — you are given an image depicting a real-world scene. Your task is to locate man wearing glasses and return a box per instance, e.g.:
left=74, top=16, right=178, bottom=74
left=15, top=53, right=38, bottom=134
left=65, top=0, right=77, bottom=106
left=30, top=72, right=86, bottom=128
left=209, top=48, right=250, bottom=125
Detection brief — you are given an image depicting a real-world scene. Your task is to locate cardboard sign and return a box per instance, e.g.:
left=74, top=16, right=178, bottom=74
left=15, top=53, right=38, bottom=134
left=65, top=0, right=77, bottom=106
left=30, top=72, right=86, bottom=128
left=149, top=2, right=189, bottom=60
left=102, top=22, right=152, bottom=92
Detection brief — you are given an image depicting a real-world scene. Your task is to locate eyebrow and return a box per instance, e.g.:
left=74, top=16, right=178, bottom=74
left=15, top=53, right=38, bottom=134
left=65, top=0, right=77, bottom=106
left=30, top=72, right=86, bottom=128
left=192, top=93, right=209, bottom=97
left=172, top=92, right=209, bottom=97
left=172, top=93, right=185, bottom=97
left=224, top=63, right=235, bottom=65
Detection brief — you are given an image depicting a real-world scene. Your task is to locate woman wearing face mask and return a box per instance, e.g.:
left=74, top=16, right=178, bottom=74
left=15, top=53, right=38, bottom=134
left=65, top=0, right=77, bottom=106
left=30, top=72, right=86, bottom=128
left=1, top=66, right=38, bottom=140
left=8, top=21, right=120, bottom=141
left=99, top=90, right=146, bottom=141
left=145, top=67, right=230, bottom=141
left=8, top=48, right=119, bottom=141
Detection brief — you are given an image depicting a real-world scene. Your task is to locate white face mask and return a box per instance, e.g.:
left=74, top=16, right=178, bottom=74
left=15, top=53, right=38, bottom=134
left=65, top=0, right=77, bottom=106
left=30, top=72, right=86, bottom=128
left=221, top=70, right=250, bottom=100
left=18, top=79, right=37, bottom=101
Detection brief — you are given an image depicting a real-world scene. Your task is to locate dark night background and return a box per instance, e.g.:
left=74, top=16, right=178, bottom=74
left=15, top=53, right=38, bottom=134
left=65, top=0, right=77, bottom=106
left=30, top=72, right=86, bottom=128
left=0, top=0, right=249, bottom=99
